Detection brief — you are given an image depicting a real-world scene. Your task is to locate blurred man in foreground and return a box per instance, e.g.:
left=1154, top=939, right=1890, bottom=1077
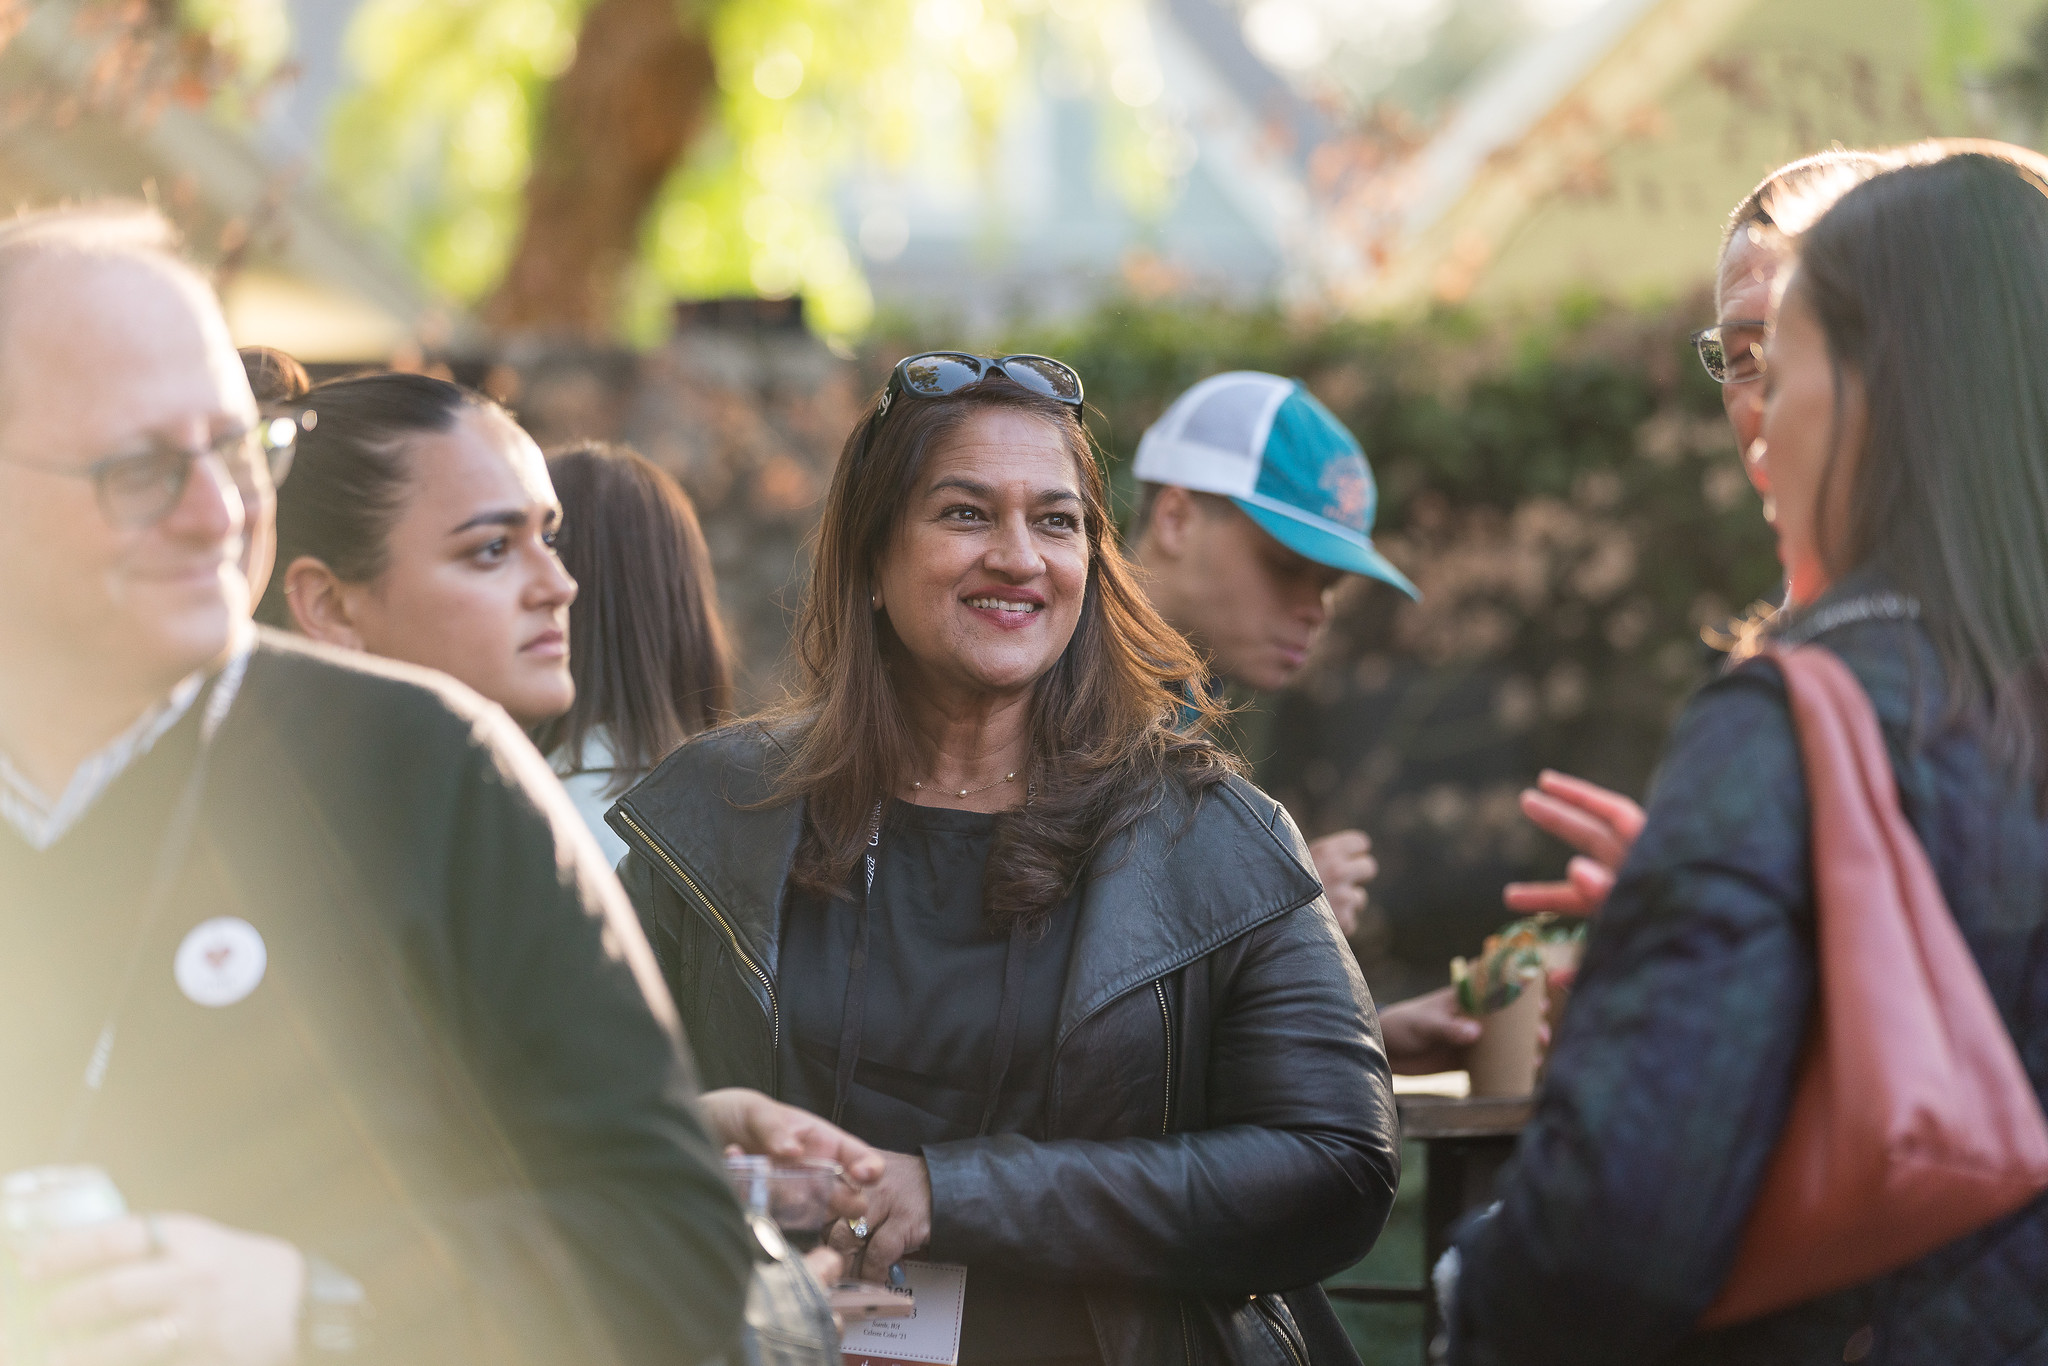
left=0, top=206, right=760, bottom=1364
left=1129, top=370, right=1479, bottom=1072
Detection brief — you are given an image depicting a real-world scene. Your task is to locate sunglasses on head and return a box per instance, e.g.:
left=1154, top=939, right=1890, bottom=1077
left=877, top=352, right=1085, bottom=416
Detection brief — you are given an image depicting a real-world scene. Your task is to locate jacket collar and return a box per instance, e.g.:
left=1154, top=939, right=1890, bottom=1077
left=610, top=727, right=1325, bottom=1040
left=608, top=725, right=802, bottom=980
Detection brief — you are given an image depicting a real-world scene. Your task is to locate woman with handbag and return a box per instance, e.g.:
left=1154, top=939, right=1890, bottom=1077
left=612, top=352, right=1400, bottom=1365
left=1448, top=153, right=2048, bottom=1364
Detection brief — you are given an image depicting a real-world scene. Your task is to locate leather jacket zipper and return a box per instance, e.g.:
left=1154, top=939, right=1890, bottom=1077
left=1154, top=980, right=1174, bottom=1136
left=613, top=807, right=780, bottom=1051
left=1251, top=1296, right=1307, bottom=1366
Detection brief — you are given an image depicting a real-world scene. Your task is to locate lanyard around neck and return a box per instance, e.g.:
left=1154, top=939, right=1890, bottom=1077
left=58, top=651, right=249, bottom=1157
left=830, top=801, right=1030, bottom=1140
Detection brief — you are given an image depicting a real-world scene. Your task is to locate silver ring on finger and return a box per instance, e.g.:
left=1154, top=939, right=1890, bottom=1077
left=846, top=1216, right=871, bottom=1241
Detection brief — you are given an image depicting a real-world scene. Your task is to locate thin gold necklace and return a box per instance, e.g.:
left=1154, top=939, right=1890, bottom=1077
left=910, top=770, right=1017, bottom=799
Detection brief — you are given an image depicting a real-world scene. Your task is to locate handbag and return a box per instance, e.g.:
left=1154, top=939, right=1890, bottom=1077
left=1700, top=642, right=2048, bottom=1326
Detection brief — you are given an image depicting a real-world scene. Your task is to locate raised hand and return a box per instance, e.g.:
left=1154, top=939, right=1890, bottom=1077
left=1502, top=770, right=1645, bottom=919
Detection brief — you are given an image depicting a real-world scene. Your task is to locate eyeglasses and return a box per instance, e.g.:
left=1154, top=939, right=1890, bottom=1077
left=1691, top=320, right=1769, bottom=385
left=877, top=352, right=1084, bottom=416
left=0, top=415, right=301, bottom=531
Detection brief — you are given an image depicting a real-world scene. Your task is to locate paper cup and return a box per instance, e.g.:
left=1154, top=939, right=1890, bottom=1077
left=1466, top=974, right=1547, bottom=1098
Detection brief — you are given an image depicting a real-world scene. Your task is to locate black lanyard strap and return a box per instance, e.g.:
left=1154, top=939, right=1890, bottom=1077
left=975, top=918, right=1029, bottom=1139
left=58, top=651, right=248, bottom=1157
left=829, top=803, right=885, bottom=1129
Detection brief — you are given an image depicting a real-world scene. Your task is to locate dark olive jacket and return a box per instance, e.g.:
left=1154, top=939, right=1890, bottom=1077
left=3, top=633, right=754, bottom=1366
left=611, top=723, right=1400, bottom=1366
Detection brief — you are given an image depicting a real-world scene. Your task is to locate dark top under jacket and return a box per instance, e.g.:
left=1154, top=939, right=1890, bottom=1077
left=779, top=799, right=1095, bottom=1365
left=0, top=632, right=753, bottom=1366
left=611, top=722, right=1400, bottom=1366
left=1451, top=575, right=2048, bottom=1366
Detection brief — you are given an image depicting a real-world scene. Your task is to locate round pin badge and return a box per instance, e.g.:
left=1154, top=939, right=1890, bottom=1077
left=173, top=917, right=268, bottom=1008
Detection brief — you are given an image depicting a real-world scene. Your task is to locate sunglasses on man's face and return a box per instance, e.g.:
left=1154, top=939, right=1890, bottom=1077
left=878, top=352, right=1085, bottom=416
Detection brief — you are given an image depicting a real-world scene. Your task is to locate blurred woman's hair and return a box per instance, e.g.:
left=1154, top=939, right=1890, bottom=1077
left=763, top=377, right=1235, bottom=934
left=254, top=371, right=501, bottom=628
left=1793, top=152, right=2048, bottom=792
left=239, top=346, right=309, bottom=408
left=534, top=442, right=734, bottom=789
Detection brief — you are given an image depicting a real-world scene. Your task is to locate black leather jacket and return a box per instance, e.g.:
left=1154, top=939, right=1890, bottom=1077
left=610, top=724, right=1400, bottom=1366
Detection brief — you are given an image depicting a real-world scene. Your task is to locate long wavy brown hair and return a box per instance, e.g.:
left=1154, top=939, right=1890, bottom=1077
left=765, top=376, right=1234, bottom=932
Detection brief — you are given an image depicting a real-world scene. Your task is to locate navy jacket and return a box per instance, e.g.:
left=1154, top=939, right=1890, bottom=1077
left=1452, top=581, right=2048, bottom=1365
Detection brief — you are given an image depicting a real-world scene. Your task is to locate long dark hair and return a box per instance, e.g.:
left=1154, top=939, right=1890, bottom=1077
left=1794, top=152, right=2048, bottom=792
left=255, top=371, right=502, bottom=627
left=534, top=442, right=734, bottom=790
left=765, top=376, right=1234, bottom=934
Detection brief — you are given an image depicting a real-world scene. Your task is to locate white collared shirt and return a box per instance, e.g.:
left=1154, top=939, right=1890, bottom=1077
left=2, top=638, right=253, bottom=852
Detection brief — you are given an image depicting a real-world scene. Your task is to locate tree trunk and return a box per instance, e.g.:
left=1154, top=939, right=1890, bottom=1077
left=483, top=0, right=714, bottom=337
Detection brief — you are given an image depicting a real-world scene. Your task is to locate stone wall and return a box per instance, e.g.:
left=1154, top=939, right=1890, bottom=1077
left=499, top=311, right=861, bottom=710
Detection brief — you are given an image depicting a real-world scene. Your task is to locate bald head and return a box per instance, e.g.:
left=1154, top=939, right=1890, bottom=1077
left=0, top=208, right=248, bottom=436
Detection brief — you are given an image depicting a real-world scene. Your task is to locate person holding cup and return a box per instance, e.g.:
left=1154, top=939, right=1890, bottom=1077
left=614, top=351, right=1399, bottom=1366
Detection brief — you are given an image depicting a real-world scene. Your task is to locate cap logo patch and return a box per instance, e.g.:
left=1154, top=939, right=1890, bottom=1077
left=1319, top=458, right=1371, bottom=533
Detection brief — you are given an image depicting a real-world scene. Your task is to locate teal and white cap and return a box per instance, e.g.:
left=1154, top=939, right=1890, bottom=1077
left=1134, top=371, right=1418, bottom=599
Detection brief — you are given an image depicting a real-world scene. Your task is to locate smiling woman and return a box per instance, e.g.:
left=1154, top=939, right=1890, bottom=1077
left=254, top=373, right=579, bottom=728
left=611, top=353, right=1399, bottom=1366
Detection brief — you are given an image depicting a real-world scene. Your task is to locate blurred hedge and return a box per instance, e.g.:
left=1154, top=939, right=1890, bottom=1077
left=869, top=292, right=1781, bottom=994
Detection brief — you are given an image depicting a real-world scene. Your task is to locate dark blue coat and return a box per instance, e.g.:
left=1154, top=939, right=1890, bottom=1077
left=1451, top=580, right=2048, bottom=1365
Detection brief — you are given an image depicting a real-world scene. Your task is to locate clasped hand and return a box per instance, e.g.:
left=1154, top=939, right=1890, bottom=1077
left=20, top=1213, right=303, bottom=1366
left=699, top=1087, right=890, bottom=1289
left=822, top=1152, right=931, bottom=1282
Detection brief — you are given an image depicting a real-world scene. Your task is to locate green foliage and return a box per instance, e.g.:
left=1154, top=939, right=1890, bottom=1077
left=330, top=0, right=1184, bottom=340
left=330, top=0, right=581, bottom=301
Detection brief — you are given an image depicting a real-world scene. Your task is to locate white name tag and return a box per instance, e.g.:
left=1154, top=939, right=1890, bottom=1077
left=841, top=1260, right=966, bottom=1366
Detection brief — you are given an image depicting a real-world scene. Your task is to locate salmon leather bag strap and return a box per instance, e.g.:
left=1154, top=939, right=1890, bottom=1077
left=1700, top=642, right=2048, bottom=1326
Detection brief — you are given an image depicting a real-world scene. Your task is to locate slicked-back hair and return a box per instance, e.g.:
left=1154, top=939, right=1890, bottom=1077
left=255, top=371, right=503, bottom=627
left=535, top=442, right=734, bottom=791
left=1793, top=152, right=2048, bottom=795
left=765, top=377, right=1235, bottom=934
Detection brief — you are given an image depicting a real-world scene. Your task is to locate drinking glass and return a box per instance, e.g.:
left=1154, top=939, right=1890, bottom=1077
left=722, top=1156, right=842, bottom=1252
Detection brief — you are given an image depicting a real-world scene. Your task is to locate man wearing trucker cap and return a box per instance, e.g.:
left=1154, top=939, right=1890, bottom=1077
left=1130, top=370, right=1479, bottom=1074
